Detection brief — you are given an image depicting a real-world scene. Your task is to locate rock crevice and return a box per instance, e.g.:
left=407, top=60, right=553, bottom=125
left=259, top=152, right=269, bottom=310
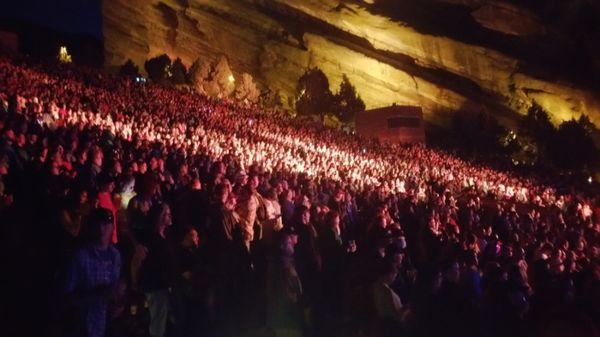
left=102, top=0, right=600, bottom=126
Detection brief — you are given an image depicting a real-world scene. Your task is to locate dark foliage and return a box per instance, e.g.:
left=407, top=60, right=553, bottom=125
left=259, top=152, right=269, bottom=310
left=518, top=102, right=556, bottom=164
left=515, top=102, right=599, bottom=172
left=144, top=54, right=172, bottom=83
left=296, top=68, right=334, bottom=121
left=550, top=117, right=599, bottom=172
left=186, top=58, right=202, bottom=85
left=332, top=74, right=365, bottom=124
left=119, top=59, right=141, bottom=78
left=170, top=58, right=187, bottom=85
left=451, top=110, right=507, bottom=159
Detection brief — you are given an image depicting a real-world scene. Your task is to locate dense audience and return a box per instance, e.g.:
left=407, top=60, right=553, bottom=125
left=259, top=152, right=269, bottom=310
left=0, top=54, right=598, bottom=337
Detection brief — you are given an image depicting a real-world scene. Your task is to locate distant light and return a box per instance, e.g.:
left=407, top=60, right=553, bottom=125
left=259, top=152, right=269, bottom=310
left=228, top=74, right=235, bottom=83
left=300, top=88, right=306, bottom=96
left=588, top=176, right=593, bottom=184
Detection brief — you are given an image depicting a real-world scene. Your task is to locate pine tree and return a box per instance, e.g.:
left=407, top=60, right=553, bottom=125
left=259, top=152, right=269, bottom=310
left=577, top=114, right=597, bottom=135
left=144, top=54, right=172, bottom=83
left=295, top=67, right=334, bottom=121
left=333, top=74, right=365, bottom=123
left=170, top=58, right=187, bottom=85
left=550, top=118, right=599, bottom=171
left=119, top=59, right=140, bottom=78
left=519, top=101, right=556, bottom=165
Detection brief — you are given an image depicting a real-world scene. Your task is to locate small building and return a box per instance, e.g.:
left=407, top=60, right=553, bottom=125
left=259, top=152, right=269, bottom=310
left=355, top=105, right=426, bottom=144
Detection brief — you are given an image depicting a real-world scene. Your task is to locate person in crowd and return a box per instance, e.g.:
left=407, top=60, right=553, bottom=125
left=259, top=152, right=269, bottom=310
left=262, top=187, right=284, bottom=248
left=208, top=183, right=238, bottom=252
left=139, top=203, right=174, bottom=337
left=267, top=225, right=303, bottom=337
left=59, top=188, right=91, bottom=240
left=371, top=261, right=406, bottom=334
left=281, top=188, right=296, bottom=227
left=127, top=174, right=157, bottom=240
left=0, top=54, right=597, bottom=337
left=173, top=226, right=201, bottom=337
left=235, top=181, right=263, bottom=242
left=294, top=205, right=322, bottom=317
left=318, top=210, right=348, bottom=324
left=63, top=208, right=121, bottom=337
left=97, top=174, right=118, bottom=244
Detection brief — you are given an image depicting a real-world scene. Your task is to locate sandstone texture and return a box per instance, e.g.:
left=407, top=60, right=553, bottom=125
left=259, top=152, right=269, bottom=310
left=102, top=0, right=600, bottom=126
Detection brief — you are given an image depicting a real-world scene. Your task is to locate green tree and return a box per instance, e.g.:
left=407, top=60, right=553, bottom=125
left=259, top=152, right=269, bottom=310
left=144, top=54, right=172, bottom=83
left=170, top=58, right=187, bottom=85
left=452, top=110, right=506, bottom=159
left=577, top=114, right=597, bottom=135
left=522, top=102, right=555, bottom=138
left=295, top=68, right=334, bottom=121
left=519, top=101, right=556, bottom=165
left=550, top=118, right=599, bottom=172
left=119, top=59, right=140, bottom=78
left=505, top=133, right=539, bottom=166
left=333, top=74, right=365, bottom=124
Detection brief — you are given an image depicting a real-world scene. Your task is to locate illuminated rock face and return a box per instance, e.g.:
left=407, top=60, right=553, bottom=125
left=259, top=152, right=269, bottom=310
left=471, top=1, right=545, bottom=36
left=102, top=0, right=600, bottom=126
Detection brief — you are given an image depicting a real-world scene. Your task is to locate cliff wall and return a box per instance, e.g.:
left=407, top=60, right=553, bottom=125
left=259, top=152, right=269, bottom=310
left=102, top=0, right=600, bottom=126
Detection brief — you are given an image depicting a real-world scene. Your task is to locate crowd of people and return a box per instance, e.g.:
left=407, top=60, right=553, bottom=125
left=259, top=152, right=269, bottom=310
left=0, top=54, right=598, bottom=337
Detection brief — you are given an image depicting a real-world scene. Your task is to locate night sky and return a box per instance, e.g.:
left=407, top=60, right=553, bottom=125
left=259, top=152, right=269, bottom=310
left=2, top=0, right=102, bottom=39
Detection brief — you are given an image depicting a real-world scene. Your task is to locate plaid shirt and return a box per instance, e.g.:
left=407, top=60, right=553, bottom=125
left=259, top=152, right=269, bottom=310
left=65, top=245, right=121, bottom=337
